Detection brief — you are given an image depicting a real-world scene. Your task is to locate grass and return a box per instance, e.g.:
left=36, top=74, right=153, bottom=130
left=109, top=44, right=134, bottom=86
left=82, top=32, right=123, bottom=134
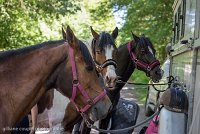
left=132, top=87, right=148, bottom=104
left=130, top=70, right=150, bottom=104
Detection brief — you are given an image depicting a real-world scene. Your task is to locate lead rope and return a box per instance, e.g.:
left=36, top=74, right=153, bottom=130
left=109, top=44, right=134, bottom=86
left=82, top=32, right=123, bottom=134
left=87, top=111, right=158, bottom=133
left=116, top=80, right=171, bottom=86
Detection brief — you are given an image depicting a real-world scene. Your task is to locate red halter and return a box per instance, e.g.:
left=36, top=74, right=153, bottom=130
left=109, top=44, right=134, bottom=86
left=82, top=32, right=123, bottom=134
left=68, top=46, right=107, bottom=113
left=127, top=41, right=160, bottom=72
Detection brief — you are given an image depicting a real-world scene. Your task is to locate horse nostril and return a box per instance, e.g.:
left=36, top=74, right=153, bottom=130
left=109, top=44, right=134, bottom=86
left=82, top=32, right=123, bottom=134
left=155, top=70, right=161, bottom=75
left=106, top=76, right=111, bottom=83
left=111, top=77, right=117, bottom=84
left=155, top=71, right=159, bottom=75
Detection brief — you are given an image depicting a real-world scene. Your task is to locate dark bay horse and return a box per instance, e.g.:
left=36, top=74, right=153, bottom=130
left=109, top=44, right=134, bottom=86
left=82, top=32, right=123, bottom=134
left=72, top=33, right=163, bottom=134
left=89, top=27, right=118, bottom=89
left=0, top=26, right=112, bottom=133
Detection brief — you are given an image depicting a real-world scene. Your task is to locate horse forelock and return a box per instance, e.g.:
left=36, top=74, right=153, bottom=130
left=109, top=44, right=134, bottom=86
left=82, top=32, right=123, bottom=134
left=138, top=36, right=156, bottom=54
left=98, top=32, right=115, bottom=51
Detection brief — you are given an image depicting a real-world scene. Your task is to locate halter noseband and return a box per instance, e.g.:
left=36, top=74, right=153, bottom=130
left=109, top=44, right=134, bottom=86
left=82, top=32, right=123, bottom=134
left=95, top=59, right=117, bottom=73
left=92, top=39, right=117, bottom=73
left=68, top=45, right=107, bottom=113
left=127, top=41, right=160, bottom=73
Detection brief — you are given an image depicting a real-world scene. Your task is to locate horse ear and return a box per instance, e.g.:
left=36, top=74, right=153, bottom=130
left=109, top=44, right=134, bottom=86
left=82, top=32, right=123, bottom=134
left=90, top=26, right=99, bottom=39
left=62, top=24, right=66, bottom=40
left=66, top=26, right=79, bottom=49
left=112, top=27, right=118, bottom=39
left=131, top=31, right=139, bottom=42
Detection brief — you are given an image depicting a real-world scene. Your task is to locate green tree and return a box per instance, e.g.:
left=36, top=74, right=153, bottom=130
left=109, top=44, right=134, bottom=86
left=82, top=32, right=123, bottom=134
left=0, top=0, right=116, bottom=50
left=0, top=0, right=80, bottom=49
left=61, top=0, right=116, bottom=41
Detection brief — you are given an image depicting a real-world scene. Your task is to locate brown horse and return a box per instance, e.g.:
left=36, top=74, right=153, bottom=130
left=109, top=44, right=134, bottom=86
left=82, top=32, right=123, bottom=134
left=89, top=27, right=118, bottom=89
left=33, top=27, right=119, bottom=133
left=0, top=26, right=112, bottom=133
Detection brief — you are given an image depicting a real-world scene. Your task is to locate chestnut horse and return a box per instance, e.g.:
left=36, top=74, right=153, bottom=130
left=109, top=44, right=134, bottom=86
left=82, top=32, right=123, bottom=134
left=0, top=26, right=112, bottom=134
left=69, top=33, right=163, bottom=134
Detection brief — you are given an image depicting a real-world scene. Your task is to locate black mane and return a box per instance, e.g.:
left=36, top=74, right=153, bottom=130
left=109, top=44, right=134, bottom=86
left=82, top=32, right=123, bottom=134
left=0, top=40, right=65, bottom=61
left=0, top=39, right=94, bottom=70
left=79, top=40, right=94, bottom=70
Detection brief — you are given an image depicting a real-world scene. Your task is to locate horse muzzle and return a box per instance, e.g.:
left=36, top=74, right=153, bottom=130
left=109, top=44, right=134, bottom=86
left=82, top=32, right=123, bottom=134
left=87, top=95, right=112, bottom=122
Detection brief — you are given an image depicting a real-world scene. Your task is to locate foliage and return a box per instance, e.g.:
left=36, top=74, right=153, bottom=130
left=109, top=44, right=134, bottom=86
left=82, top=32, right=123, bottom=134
left=61, top=0, right=117, bottom=41
left=0, top=0, right=117, bottom=50
left=0, top=0, right=80, bottom=49
left=131, top=69, right=149, bottom=83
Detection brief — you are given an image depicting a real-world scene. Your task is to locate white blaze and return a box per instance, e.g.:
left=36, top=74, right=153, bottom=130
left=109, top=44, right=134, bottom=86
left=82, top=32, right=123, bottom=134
left=148, top=46, right=154, bottom=56
left=105, top=45, right=117, bottom=80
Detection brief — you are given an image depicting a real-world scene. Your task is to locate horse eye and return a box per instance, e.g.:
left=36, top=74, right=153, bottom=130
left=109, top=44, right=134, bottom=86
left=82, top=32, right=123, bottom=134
left=96, top=50, right=101, bottom=54
left=141, top=49, right=145, bottom=53
left=86, top=66, right=93, bottom=71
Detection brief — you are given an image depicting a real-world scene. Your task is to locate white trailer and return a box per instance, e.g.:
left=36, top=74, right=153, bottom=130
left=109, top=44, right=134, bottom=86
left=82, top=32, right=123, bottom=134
left=164, top=0, right=200, bottom=133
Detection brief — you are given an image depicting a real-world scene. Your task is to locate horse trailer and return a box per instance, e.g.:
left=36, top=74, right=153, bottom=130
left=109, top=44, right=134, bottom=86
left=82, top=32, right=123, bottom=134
left=163, top=0, right=200, bottom=133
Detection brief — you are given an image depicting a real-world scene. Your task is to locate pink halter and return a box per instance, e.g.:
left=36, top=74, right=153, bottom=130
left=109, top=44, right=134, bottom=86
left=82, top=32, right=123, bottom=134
left=68, top=46, right=107, bottom=113
left=127, top=41, right=160, bottom=72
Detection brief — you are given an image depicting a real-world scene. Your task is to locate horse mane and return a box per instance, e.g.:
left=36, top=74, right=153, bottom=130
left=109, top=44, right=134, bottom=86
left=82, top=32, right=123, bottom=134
left=0, top=39, right=94, bottom=70
left=78, top=40, right=94, bottom=70
left=118, top=43, right=127, bottom=49
left=0, top=40, right=65, bottom=61
left=0, top=40, right=95, bottom=68
left=118, top=35, right=155, bottom=53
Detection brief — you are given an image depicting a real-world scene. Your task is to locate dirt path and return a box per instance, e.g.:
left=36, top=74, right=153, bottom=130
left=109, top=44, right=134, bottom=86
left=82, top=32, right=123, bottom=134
left=121, top=84, right=150, bottom=133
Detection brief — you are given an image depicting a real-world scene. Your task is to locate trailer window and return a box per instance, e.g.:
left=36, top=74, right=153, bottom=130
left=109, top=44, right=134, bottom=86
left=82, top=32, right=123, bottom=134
left=172, top=0, right=186, bottom=44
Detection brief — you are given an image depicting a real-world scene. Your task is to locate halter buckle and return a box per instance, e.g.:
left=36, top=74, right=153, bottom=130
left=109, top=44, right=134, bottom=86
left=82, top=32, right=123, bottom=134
left=72, top=79, right=79, bottom=86
left=147, top=66, right=151, bottom=71
left=134, top=59, right=138, bottom=63
left=96, top=65, right=103, bottom=72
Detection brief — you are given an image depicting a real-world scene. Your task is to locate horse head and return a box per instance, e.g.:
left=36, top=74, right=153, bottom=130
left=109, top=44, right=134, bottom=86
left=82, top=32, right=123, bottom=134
left=51, top=26, right=112, bottom=122
left=129, top=33, right=162, bottom=83
left=90, top=27, right=118, bottom=90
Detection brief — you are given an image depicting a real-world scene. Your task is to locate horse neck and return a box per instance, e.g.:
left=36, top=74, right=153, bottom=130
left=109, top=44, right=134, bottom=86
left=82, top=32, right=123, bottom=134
left=0, top=42, right=68, bottom=127
left=112, top=43, right=136, bottom=95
